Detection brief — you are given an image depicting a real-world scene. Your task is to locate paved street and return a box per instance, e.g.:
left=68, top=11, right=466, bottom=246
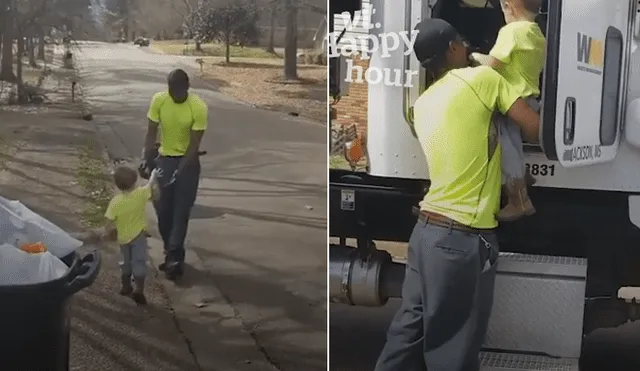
left=74, top=42, right=326, bottom=371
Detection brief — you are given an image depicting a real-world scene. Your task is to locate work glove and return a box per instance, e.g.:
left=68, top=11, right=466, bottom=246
left=138, top=145, right=159, bottom=180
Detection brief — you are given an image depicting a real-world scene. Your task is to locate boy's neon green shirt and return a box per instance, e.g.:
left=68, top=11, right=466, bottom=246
left=414, top=66, right=521, bottom=228
left=489, top=21, right=546, bottom=98
left=104, top=185, right=152, bottom=244
left=147, top=92, right=209, bottom=156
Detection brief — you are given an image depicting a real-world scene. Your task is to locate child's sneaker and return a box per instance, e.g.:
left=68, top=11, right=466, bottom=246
left=120, top=275, right=133, bottom=296
left=132, top=276, right=147, bottom=305
left=132, top=292, right=147, bottom=305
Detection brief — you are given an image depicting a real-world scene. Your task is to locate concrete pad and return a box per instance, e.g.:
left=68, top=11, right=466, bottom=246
left=146, top=237, right=276, bottom=371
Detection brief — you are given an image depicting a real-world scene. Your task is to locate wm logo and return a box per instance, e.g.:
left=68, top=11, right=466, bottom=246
left=577, top=32, right=603, bottom=71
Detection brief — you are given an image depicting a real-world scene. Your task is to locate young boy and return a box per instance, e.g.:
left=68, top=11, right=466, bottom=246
left=470, top=0, right=545, bottom=221
left=103, top=165, right=160, bottom=304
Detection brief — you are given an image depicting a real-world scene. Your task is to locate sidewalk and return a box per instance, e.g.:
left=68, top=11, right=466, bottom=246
left=0, top=51, right=276, bottom=370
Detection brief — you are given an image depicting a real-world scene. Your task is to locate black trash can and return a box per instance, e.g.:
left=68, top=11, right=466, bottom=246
left=0, top=250, right=101, bottom=371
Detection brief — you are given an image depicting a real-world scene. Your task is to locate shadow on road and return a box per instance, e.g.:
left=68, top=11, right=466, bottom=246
left=82, top=67, right=229, bottom=92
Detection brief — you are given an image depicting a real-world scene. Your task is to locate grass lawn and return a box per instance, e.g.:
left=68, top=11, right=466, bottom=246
left=151, top=40, right=278, bottom=59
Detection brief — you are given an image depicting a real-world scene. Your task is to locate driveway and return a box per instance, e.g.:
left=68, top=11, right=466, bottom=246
left=73, top=41, right=327, bottom=371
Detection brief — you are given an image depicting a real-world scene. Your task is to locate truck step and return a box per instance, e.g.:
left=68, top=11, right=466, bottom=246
left=484, top=253, right=587, bottom=359
left=480, top=351, right=579, bottom=371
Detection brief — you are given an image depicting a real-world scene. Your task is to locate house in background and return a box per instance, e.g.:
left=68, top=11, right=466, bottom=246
left=331, top=0, right=371, bottom=137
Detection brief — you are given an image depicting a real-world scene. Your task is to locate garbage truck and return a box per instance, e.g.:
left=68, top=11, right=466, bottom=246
left=329, top=0, right=640, bottom=369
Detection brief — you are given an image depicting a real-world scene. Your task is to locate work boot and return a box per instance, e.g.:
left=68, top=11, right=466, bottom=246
left=158, top=250, right=169, bottom=271
left=132, top=276, right=147, bottom=305
left=498, top=178, right=536, bottom=222
left=120, top=274, right=133, bottom=296
left=164, top=261, right=184, bottom=281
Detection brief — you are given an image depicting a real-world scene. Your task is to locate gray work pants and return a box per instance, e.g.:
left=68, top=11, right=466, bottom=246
left=119, top=232, right=148, bottom=277
left=153, top=155, right=200, bottom=264
left=374, top=220, right=499, bottom=371
left=499, top=96, right=539, bottom=183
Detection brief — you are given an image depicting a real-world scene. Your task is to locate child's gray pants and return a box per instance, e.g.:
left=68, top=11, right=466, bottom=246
left=498, top=96, right=539, bottom=183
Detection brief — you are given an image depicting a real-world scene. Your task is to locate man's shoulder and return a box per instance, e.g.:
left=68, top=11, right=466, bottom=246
left=418, top=67, right=498, bottom=100
left=151, top=91, right=170, bottom=104
left=451, top=66, right=501, bottom=83
left=188, top=93, right=207, bottom=107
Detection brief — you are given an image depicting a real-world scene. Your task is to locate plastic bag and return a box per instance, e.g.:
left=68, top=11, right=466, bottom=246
left=0, top=196, right=82, bottom=258
left=0, top=244, right=68, bottom=285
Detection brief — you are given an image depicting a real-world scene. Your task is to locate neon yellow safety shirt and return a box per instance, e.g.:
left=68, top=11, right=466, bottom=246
left=414, top=66, right=521, bottom=229
left=489, top=20, right=546, bottom=98
left=104, top=185, right=152, bottom=244
left=147, top=91, right=209, bottom=156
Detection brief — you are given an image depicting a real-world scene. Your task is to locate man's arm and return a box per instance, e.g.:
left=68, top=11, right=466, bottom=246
left=145, top=93, right=162, bottom=158
left=176, top=100, right=208, bottom=175
left=176, top=130, right=205, bottom=175
left=505, top=99, right=540, bottom=143
left=144, top=120, right=159, bottom=158
left=483, top=70, right=540, bottom=143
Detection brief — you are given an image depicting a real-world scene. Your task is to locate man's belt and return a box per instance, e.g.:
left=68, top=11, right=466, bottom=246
left=412, top=207, right=492, bottom=234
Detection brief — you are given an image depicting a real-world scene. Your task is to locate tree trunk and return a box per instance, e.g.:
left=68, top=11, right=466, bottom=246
left=17, top=34, right=23, bottom=81
left=225, top=31, right=230, bottom=64
left=37, top=30, right=45, bottom=60
left=283, top=0, right=298, bottom=80
left=27, top=37, right=37, bottom=68
left=224, top=14, right=231, bottom=63
left=0, top=12, right=15, bottom=82
left=16, top=31, right=24, bottom=102
left=266, top=1, right=277, bottom=54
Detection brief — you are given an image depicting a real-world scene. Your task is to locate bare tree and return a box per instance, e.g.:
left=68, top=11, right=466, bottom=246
left=283, top=0, right=297, bottom=80
left=265, top=0, right=277, bottom=53
left=189, top=0, right=259, bottom=62
left=0, top=0, right=17, bottom=82
left=0, top=0, right=90, bottom=87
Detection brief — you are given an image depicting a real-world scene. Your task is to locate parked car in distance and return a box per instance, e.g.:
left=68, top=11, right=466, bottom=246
left=134, top=37, right=150, bottom=47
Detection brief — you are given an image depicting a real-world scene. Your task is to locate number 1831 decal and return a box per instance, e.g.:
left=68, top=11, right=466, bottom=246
left=525, top=163, right=556, bottom=177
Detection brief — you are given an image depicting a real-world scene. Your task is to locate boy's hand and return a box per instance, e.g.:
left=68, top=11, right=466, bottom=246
left=102, top=229, right=117, bottom=242
left=69, top=229, right=102, bottom=245
left=102, top=222, right=118, bottom=242
left=469, top=53, right=481, bottom=67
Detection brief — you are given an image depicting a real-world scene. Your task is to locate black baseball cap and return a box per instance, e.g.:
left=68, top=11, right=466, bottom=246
left=413, top=19, right=461, bottom=66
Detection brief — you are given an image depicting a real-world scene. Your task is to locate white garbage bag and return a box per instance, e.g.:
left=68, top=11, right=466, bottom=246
left=0, top=196, right=83, bottom=258
left=0, top=244, right=68, bottom=285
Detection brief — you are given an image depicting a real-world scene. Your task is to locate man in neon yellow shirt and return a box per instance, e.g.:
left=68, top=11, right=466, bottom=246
left=374, top=19, right=541, bottom=371
left=144, top=69, right=208, bottom=280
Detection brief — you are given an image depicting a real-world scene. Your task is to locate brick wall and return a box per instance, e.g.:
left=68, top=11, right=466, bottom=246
left=334, top=54, right=370, bottom=136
